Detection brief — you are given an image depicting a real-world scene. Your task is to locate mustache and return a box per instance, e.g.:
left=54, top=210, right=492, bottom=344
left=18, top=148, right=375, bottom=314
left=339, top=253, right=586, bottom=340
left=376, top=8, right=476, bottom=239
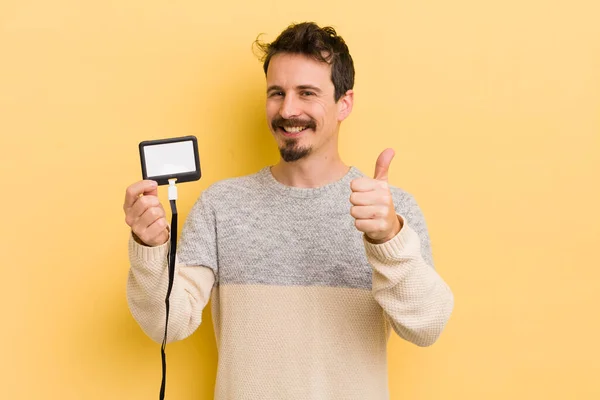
left=271, top=116, right=317, bottom=131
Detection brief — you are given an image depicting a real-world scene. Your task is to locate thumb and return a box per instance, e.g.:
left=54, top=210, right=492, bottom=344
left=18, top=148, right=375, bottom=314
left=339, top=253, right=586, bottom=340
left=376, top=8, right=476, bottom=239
left=373, top=148, right=395, bottom=181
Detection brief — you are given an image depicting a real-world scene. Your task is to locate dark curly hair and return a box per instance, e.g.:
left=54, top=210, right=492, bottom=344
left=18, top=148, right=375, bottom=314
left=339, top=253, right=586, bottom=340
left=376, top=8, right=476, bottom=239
left=254, top=22, right=355, bottom=102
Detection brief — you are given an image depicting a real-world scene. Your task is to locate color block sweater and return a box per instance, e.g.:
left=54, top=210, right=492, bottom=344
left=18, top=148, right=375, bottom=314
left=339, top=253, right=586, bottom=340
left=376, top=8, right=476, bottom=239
left=126, top=166, right=454, bottom=400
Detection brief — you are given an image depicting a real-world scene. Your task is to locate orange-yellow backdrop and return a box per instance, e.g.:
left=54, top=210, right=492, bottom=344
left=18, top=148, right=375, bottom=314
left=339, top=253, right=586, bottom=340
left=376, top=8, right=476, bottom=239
left=1, top=0, right=599, bottom=399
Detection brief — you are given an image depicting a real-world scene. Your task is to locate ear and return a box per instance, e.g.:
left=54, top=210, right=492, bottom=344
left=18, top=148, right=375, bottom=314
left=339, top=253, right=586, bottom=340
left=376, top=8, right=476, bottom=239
left=337, top=90, right=354, bottom=122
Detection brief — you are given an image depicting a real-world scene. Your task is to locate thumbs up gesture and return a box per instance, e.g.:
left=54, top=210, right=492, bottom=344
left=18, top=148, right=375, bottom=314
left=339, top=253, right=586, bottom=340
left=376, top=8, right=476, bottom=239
left=350, top=149, right=403, bottom=244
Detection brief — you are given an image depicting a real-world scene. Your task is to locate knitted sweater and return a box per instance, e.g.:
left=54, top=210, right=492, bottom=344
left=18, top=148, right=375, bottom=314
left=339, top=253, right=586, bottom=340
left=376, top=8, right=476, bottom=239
left=127, top=166, right=454, bottom=400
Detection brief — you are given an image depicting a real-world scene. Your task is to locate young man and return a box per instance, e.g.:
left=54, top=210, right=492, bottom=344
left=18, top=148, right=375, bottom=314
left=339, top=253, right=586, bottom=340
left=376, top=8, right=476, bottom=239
left=123, top=22, right=454, bottom=399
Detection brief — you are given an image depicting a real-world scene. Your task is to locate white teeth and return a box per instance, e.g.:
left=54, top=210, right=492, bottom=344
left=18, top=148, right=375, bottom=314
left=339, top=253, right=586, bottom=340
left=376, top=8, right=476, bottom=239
left=283, top=126, right=306, bottom=133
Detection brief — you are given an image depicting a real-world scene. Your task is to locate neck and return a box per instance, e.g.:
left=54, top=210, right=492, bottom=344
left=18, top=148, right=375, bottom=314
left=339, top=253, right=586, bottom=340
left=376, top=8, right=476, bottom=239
left=270, top=151, right=350, bottom=188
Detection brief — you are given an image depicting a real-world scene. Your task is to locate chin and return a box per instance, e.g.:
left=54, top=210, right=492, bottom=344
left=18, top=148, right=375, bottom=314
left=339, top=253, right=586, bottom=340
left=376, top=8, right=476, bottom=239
left=279, top=143, right=312, bottom=162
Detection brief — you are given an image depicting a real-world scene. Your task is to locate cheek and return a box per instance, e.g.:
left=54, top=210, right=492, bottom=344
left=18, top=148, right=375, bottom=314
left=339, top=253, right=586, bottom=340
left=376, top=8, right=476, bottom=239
left=308, top=100, right=330, bottom=123
left=266, top=100, right=280, bottom=117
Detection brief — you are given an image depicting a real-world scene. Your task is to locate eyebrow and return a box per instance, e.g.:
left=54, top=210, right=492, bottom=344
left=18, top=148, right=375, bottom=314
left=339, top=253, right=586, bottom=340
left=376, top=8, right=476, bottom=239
left=297, top=85, right=322, bottom=93
left=266, top=85, right=323, bottom=94
left=267, top=85, right=284, bottom=94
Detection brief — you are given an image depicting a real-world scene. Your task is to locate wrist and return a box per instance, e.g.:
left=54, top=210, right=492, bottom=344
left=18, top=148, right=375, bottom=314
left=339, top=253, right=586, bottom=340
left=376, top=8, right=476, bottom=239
left=366, top=215, right=403, bottom=244
left=131, top=231, right=147, bottom=246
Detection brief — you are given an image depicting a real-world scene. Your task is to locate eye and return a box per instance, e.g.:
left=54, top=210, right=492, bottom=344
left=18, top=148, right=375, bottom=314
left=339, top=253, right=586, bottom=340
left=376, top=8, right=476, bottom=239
left=301, top=91, right=315, bottom=97
left=268, top=91, right=284, bottom=98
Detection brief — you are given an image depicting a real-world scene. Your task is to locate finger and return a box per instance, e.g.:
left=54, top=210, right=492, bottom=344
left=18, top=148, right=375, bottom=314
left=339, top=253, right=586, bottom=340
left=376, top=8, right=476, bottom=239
left=136, top=218, right=169, bottom=246
left=354, top=218, right=387, bottom=234
left=350, top=191, right=372, bottom=206
left=373, top=148, right=395, bottom=181
left=135, top=205, right=166, bottom=230
left=125, top=196, right=161, bottom=227
left=128, top=195, right=161, bottom=219
left=131, top=212, right=168, bottom=243
left=124, top=180, right=158, bottom=210
left=350, top=205, right=389, bottom=220
left=350, top=191, right=393, bottom=206
left=350, top=177, right=388, bottom=192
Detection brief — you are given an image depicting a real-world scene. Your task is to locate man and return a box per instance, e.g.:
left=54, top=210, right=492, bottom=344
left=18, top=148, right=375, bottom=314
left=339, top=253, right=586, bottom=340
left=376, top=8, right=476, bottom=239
left=123, top=22, right=454, bottom=399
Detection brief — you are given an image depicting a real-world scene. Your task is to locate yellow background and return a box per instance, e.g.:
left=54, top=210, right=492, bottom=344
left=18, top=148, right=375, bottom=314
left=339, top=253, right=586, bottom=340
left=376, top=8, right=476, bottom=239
left=1, top=0, right=599, bottom=399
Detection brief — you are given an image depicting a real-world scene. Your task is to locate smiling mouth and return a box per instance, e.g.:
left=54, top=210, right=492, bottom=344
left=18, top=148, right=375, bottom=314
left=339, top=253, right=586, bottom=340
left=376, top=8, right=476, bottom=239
left=281, top=126, right=308, bottom=134
left=272, top=117, right=316, bottom=136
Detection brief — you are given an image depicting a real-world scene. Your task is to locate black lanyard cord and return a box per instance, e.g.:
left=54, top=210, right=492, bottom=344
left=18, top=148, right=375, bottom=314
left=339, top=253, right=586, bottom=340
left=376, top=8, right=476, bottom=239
left=160, top=198, right=178, bottom=399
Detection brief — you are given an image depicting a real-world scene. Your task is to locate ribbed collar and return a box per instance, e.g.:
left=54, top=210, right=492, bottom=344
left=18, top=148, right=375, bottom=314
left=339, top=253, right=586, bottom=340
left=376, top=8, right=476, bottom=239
left=258, top=165, right=364, bottom=198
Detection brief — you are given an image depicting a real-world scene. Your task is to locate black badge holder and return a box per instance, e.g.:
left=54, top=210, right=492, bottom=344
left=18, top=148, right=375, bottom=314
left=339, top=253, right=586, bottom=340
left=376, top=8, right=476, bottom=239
left=139, top=135, right=201, bottom=399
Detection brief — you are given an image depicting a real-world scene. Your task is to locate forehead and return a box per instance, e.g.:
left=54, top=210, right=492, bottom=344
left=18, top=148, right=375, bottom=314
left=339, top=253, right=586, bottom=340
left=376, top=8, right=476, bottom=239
left=266, top=53, right=334, bottom=90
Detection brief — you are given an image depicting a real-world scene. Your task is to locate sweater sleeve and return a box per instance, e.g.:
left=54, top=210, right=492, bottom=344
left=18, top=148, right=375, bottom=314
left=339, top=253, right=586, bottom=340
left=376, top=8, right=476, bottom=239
left=126, top=191, right=219, bottom=344
left=363, top=195, right=454, bottom=347
left=126, top=236, right=215, bottom=343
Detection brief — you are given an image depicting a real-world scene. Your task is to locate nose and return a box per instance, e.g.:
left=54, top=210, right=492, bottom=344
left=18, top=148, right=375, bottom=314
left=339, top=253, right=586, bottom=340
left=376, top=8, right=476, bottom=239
left=280, top=94, right=301, bottom=119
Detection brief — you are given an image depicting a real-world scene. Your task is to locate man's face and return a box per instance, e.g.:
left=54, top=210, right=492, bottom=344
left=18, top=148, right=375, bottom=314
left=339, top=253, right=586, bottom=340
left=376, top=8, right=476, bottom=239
left=265, top=53, right=352, bottom=162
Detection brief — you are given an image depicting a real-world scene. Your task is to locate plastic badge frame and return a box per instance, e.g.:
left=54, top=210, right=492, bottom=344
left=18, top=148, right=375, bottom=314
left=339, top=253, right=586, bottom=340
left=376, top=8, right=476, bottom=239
left=139, top=135, right=201, bottom=186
